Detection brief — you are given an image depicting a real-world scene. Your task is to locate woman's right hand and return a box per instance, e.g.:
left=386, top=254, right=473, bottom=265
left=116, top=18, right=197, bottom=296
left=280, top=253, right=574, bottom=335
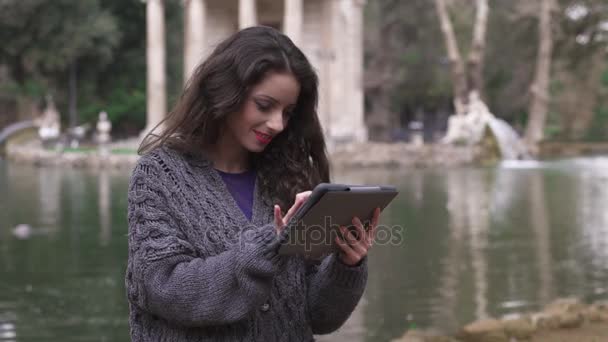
left=274, top=191, right=312, bottom=235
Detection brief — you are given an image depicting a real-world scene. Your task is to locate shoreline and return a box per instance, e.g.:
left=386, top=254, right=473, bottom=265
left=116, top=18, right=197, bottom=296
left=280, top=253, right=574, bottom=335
left=4, top=140, right=608, bottom=170
left=4, top=140, right=482, bottom=169
left=394, top=298, right=608, bottom=342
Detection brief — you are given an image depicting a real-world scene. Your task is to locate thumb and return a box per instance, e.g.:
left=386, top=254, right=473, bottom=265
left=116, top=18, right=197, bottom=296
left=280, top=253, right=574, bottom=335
left=274, top=205, right=284, bottom=231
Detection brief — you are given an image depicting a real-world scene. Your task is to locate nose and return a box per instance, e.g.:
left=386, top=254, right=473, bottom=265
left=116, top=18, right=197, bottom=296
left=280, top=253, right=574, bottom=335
left=266, top=110, right=285, bottom=134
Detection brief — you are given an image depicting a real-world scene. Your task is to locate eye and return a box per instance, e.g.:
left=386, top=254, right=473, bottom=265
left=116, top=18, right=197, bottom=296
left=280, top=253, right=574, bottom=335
left=255, top=100, right=272, bottom=112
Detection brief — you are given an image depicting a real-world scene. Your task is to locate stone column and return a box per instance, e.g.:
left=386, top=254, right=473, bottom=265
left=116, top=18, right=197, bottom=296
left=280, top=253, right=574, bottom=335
left=350, top=0, right=367, bottom=142
left=327, top=0, right=367, bottom=146
left=283, top=0, right=303, bottom=45
left=183, top=0, right=207, bottom=83
left=143, top=0, right=167, bottom=139
left=239, top=0, right=257, bottom=29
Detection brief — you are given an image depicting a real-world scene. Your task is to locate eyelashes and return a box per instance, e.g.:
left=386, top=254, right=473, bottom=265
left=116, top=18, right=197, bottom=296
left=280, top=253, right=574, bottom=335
left=255, top=100, right=294, bottom=119
left=255, top=101, right=272, bottom=112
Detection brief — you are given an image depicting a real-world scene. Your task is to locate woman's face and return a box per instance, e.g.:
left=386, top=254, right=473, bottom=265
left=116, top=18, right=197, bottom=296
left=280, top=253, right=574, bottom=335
left=225, top=71, right=300, bottom=153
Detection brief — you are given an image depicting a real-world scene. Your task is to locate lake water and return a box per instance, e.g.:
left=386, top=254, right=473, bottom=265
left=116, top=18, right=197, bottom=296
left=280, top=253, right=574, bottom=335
left=1, top=157, right=608, bottom=341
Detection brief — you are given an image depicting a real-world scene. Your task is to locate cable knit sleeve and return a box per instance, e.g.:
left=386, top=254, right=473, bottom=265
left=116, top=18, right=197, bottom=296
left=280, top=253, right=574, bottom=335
left=125, top=152, right=283, bottom=328
left=306, top=253, right=368, bottom=334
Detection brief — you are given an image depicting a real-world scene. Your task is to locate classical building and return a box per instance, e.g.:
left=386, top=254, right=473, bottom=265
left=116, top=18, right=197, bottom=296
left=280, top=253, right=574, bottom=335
left=144, top=0, right=367, bottom=148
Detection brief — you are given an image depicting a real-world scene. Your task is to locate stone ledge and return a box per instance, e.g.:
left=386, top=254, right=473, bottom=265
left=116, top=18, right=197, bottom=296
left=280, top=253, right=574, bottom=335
left=5, top=141, right=481, bottom=169
left=330, top=142, right=479, bottom=169
left=5, top=143, right=139, bottom=169
left=393, top=298, right=608, bottom=342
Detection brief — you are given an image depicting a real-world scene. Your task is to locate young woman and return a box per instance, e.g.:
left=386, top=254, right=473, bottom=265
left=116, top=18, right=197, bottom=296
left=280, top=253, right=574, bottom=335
left=126, top=26, right=381, bottom=341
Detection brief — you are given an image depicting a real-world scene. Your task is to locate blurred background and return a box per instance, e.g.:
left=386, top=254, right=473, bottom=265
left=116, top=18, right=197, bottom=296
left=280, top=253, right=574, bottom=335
left=1, top=0, right=608, bottom=341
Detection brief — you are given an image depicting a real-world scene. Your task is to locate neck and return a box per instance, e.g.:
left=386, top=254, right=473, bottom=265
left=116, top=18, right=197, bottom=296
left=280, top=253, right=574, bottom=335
left=205, top=128, right=251, bottom=173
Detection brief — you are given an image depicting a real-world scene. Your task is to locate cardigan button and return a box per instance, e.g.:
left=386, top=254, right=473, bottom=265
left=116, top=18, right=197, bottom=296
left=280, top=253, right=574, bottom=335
left=260, top=302, right=270, bottom=312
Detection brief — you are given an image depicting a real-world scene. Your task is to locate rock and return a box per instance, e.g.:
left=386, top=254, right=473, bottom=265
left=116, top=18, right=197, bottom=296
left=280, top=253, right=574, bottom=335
left=543, top=298, right=585, bottom=314
left=531, top=312, right=561, bottom=329
left=459, top=319, right=508, bottom=342
left=558, top=312, right=584, bottom=329
left=530, top=298, right=587, bottom=330
left=582, top=306, right=604, bottom=322
left=502, top=317, right=536, bottom=339
left=392, top=329, right=453, bottom=342
left=591, top=301, right=608, bottom=313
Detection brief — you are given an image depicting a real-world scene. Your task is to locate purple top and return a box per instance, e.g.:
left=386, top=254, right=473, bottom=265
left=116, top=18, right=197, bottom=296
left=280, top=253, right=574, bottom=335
left=216, top=168, right=257, bottom=221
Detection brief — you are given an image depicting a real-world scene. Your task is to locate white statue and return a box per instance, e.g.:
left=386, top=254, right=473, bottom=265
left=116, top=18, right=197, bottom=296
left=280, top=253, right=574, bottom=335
left=38, top=95, right=61, bottom=142
left=408, top=120, right=424, bottom=147
left=442, top=91, right=529, bottom=159
left=97, top=111, right=112, bottom=156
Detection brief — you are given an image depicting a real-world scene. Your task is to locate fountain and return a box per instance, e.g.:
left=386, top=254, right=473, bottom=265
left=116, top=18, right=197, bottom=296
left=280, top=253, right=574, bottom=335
left=442, top=91, right=530, bottom=161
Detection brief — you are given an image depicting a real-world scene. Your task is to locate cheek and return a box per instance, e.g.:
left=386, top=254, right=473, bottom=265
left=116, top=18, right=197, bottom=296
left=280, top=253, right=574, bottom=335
left=244, top=105, right=269, bottom=129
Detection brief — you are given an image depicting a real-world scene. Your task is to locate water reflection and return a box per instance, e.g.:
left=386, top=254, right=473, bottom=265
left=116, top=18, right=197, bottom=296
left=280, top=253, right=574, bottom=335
left=99, top=170, right=111, bottom=246
left=2, top=158, right=608, bottom=342
left=331, top=159, right=608, bottom=341
left=1, top=160, right=130, bottom=342
left=0, top=321, right=16, bottom=341
left=439, top=169, right=492, bottom=329
left=576, top=158, right=608, bottom=299
left=38, top=166, right=61, bottom=228
left=529, top=172, right=554, bottom=305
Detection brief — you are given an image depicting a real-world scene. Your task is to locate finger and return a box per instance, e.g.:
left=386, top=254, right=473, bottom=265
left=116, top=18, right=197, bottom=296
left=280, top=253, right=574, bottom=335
left=335, top=235, right=360, bottom=262
left=367, top=207, right=381, bottom=244
left=352, top=217, right=369, bottom=246
left=298, top=190, right=312, bottom=200
left=372, top=207, right=381, bottom=227
left=367, top=224, right=377, bottom=248
left=341, top=226, right=367, bottom=255
left=274, top=205, right=284, bottom=230
left=284, top=192, right=307, bottom=221
left=284, top=191, right=312, bottom=224
left=350, top=219, right=372, bottom=253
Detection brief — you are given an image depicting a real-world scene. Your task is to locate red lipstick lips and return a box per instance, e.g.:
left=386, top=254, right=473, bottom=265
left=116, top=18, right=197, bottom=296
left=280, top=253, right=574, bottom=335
left=254, top=130, right=273, bottom=144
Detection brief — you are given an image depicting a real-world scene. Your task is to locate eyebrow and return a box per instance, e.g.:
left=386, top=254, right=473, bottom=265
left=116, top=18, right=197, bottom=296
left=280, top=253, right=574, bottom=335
left=255, top=95, right=279, bottom=104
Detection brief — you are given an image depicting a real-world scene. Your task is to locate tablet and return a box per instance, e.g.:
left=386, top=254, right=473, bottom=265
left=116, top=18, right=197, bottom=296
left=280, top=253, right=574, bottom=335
left=278, top=183, right=399, bottom=258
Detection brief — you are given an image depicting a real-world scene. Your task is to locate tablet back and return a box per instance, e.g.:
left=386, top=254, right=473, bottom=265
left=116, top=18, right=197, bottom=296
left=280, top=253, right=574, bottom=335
left=279, top=188, right=397, bottom=259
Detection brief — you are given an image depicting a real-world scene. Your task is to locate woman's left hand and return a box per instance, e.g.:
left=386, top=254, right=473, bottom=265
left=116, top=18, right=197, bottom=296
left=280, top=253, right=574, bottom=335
left=335, top=207, right=381, bottom=266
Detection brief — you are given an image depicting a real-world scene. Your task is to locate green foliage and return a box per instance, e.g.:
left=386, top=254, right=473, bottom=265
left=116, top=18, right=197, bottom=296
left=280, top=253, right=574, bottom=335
left=0, top=0, right=120, bottom=77
left=602, top=68, right=608, bottom=88
left=584, top=106, right=608, bottom=141
left=0, top=0, right=157, bottom=135
left=79, top=84, right=146, bottom=130
left=1, top=0, right=606, bottom=140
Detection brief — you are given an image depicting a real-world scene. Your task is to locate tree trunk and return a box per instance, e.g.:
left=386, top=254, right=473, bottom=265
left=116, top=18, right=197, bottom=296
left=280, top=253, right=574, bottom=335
left=525, top=0, right=554, bottom=150
left=366, top=90, right=394, bottom=142
left=468, top=0, right=489, bottom=98
left=434, top=0, right=468, bottom=115
left=363, top=0, right=397, bottom=142
left=68, top=60, right=78, bottom=129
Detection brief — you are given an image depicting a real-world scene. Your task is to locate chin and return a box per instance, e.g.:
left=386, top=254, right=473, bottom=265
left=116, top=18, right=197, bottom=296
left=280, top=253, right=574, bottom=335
left=249, top=146, right=265, bottom=153
left=245, top=141, right=266, bottom=153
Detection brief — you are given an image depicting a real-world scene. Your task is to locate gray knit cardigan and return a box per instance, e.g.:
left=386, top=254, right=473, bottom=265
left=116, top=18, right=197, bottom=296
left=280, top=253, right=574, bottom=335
left=125, top=147, right=368, bottom=341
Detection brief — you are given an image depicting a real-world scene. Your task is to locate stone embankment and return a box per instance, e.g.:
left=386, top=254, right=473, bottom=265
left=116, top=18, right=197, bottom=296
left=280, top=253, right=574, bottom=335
left=6, top=141, right=481, bottom=169
left=330, top=142, right=479, bottom=169
left=394, top=298, right=608, bottom=342
left=5, top=141, right=138, bottom=169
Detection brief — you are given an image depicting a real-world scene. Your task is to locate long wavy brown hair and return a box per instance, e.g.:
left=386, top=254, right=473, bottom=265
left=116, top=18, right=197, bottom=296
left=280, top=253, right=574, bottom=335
left=139, top=26, right=330, bottom=210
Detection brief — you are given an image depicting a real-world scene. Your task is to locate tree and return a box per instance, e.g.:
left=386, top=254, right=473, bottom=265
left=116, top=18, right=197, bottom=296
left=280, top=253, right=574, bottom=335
left=364, top=0, right=455, bottom=142
left=434, top=0, right=489, bottom=115
left=524, top=0, right=556, bottom=151
left=0, top=0, right=120, bottom=124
